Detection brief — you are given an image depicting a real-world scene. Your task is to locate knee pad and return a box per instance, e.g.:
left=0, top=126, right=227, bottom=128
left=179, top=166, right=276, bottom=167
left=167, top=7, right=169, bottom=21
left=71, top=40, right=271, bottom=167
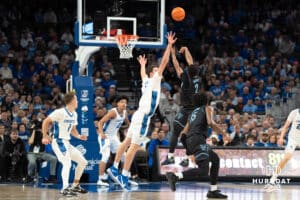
left=194, top=144, right=210, bottom=164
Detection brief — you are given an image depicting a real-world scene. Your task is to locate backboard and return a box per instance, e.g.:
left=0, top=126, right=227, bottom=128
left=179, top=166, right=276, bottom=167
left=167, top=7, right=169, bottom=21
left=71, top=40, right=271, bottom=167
left=75, top=0, right=166, bottom=49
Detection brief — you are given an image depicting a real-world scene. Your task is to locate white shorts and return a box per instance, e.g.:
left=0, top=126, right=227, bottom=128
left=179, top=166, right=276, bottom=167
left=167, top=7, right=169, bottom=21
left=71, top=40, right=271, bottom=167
left=98, top=135, right=121, bottom=154
left=285, top=137, right=300, bottom=154
left=52, top=138, right=86, bottom=165
left=126, top=110, right=150, bottom=145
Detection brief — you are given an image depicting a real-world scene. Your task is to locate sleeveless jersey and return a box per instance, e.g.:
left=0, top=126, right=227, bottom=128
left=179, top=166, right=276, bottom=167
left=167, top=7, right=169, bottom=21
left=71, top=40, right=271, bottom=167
left=287, top=108, right=300, bottom=139
left=48, top=107, right=78, bottom=140
left=180, top=70, right=200, bottom=108
left=138, top=72, right=162, bottom=116
left=188, top=106, right=208, bottom=138
left=103, top=108, right=126, bottom=136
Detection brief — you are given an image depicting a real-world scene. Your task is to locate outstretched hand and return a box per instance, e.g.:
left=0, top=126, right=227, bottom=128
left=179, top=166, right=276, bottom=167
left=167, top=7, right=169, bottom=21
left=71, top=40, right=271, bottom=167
left=137, top=54, right=147, bottom=66
left=166, top=31, right=177, bottom=46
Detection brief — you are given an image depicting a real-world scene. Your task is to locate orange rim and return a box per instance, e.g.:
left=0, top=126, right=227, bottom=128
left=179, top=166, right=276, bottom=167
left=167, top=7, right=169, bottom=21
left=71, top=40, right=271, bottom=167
left=116, top=34, right=138, bottom=45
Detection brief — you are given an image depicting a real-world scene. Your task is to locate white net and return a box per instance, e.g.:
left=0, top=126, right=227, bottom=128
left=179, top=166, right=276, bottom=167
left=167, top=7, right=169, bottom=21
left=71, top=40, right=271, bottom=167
left=116, top=35, right=137, bottom=59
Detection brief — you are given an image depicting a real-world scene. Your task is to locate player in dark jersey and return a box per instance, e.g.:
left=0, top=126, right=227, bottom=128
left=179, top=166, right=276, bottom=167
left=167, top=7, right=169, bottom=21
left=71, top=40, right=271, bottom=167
left=162, top=46, right=202, bottom=166
left=165, top=92, right=229, bottom=199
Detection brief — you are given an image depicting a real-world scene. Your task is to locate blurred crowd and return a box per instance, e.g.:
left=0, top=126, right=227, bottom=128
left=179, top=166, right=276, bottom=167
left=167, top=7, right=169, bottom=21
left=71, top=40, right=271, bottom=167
left=0, top=0, right=299, bottom=183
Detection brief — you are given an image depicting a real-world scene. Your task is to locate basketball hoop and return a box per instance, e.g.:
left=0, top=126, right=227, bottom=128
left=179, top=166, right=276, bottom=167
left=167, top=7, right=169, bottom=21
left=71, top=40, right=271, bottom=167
left=116, top=34, right=138, bottom=59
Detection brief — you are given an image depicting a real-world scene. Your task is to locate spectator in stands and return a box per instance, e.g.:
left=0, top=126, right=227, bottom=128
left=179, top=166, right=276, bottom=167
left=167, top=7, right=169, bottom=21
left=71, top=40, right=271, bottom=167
left=4, top=129, right=27, bottom=182
left=240, top=86, right=254, bottom=105
left=256, top=65, right=268, bottom=83
left=233, top=29, right=248, bottom=47
left=267, top=134, right=278, bottom=148
left=244, top=134, right=256, bottom=147
left=209, top=78, right=225, bottom=100
left=18, top=123, right=30, bottom=148
left=0, top=57, right=13, bottom=80
left=101, top=71, right=117, bottom=98
left=267, top=114, right=277, bottom=128
left=255, top=132, right=269, bottom=147
left=242, top=99, right=257, bottom=114
left=161, top=122, right=172, bottom=144
left=0, top=111, right=11, bottom=130
left=241, top=123, right=251, bottom=141
left=277, top=35, right=295, bottom=55
left=208, top=134, right=221, bottom=146
left=253, top=97, right=266, bottom=114
left=160, top=96, right=180, bottom=133
left=228, top=124, right=245, bottom=146
left=147, top=128, right=169, bottom=169
left=234, top=97, right=244, bottom=114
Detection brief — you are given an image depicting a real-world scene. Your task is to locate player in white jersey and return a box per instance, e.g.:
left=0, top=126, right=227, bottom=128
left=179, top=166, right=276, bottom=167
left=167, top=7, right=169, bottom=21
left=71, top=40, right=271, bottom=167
left=97, top=95, right=129, bottom=186
left=107, top=31, right=177, bottom=190
left=42, top=91, right=88, bottom=197
left=265, top=108, right=300, bottom=192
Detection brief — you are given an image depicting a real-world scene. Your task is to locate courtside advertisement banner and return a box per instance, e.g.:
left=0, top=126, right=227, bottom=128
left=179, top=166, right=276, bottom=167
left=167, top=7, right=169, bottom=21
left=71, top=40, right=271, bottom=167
left=158, top=147, right=300, bottom=177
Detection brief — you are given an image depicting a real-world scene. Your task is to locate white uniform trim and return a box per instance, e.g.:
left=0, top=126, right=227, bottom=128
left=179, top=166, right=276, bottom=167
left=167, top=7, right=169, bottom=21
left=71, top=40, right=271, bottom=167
left=285, top=109, right=300, bottom=153
left=127, top=72, right=162, bottom=145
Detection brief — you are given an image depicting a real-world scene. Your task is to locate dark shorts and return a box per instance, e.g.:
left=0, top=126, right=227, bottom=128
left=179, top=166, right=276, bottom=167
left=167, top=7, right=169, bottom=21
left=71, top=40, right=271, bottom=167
left=185, top=134, right=207, bottom=155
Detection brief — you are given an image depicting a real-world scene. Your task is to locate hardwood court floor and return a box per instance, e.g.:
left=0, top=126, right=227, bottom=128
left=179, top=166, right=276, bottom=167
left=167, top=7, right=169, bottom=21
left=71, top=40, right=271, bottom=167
left=0, top=181, right=299, bottom=200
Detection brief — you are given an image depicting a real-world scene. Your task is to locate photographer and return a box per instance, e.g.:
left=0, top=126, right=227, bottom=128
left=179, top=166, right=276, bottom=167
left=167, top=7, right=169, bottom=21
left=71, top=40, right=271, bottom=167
left=4, top=129, right=27, bottom=182
left=27, top=120, right=58, bottom=183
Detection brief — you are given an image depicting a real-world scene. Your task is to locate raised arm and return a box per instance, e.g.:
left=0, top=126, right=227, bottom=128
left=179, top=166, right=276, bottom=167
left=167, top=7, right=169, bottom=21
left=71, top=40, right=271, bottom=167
left=171, top=46, right=183, bottom=78
left=179, top=46, right=194, bottom=66
left=158, top=31, right=177, bottom=76
left=137, top=54, right=147, bottom=80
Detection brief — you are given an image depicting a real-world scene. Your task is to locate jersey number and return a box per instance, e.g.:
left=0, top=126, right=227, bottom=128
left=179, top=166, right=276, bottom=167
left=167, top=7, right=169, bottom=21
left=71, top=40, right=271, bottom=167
left=190, top=108, right=200, bottom=123
left=193, top=79, right=199, bottom=93
left=67, top=124, right=72, bottom=132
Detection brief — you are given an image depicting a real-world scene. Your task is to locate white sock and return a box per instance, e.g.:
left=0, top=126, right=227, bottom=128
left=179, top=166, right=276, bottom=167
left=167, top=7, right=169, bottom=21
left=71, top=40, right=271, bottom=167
left=72, top=183, right=78, bottom=188
left=122, top=170, right=130, bottom=177
left=211, top=185, right=218, bottom=191
left=168, top=153, right=174, bottom=159
left=100, top=175, right=106, bottom=180
left=270, top=174, right=278, bottom=184
left=113, top=162, right=119, bottom=169
left=175, top=172, right=183, bottom=179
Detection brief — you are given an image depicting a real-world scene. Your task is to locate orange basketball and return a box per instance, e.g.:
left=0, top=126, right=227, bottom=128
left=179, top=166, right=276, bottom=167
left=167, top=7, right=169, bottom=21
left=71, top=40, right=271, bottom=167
left=171, top=7, right=185, bottom=22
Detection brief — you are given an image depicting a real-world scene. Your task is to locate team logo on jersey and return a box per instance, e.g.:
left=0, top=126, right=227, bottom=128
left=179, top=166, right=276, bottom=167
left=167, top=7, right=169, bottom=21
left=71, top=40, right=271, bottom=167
left=76, top=144, right=87, bottom=155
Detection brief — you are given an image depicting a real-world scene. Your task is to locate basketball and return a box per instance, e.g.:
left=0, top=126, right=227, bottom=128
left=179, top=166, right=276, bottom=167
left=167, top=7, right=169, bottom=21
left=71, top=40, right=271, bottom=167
left=171, top=7, right=185, bottom=22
